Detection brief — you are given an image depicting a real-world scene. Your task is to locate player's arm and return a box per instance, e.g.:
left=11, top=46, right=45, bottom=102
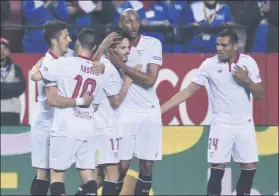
left=91, top=32, right=122, bottom=75
left=245, top=80, right=264, bottom=100
left=119, top=63, right=159, bottom=88
left=109, top=39, right=162, bottom=88
left=46, top=86, right=93, bottom=108
left=108, top=76, right=132, bottom=109
left=161, top=82, right=202, bottom=114
left=29, top=57, right=44, bottom=81
left=161, top=59, right=210, bottom=114
left=234, top=61, right=265, bottom=100
left=92, top=32, right=122, bottom=61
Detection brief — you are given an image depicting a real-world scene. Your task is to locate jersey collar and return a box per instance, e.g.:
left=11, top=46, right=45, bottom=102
left=78, top=55, right=92, bottom=61
left=48, top=50, right=59, bottom=59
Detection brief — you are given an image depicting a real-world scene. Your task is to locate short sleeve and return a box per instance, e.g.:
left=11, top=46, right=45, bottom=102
left=192, top=59, right=209, bottom=86
left=102, top=63, right=121, bottom=96
left=39, top=57, right=78, bottom=82
left=148, top=39, right=163, bottom=66
left=92, top=82, right=104, bottom=105
left=248, top=58, right=262, bottom=84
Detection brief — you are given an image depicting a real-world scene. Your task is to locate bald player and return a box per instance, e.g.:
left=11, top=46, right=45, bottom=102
left=108, top=9, right=163, bottom=195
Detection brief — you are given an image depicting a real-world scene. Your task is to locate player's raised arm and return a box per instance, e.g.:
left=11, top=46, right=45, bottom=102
left=92, top=32, right=122, bottom=61
left=90, top=32, right=123, bottom=75
left=109, top=39, right=162, bottom=88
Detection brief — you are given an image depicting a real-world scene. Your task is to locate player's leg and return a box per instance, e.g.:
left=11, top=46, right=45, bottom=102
left=101, top=164, right=119, bottom=195
left=233, top=121, right=258, bottom=196
left=93, top=131, right=121, bottom=195
left=116, top=112, right=138, bottom=195
left=116, top=160, right=132, bottom=195
left=76, top=140, right=98, bottom=195
left=49, top=135, right=80, bottom=195
left=30, top=129, right=50, bottom=195
left=95, top=166, right=105, bottom=188
left=207, top=122, right=234, bottom=195
left=134, top=111, right=162, bottom=196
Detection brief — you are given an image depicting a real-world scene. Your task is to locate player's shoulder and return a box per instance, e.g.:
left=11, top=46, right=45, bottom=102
left=239, top=53, right=256, bottom=62
left=202, top=55, right=219, bottom=67
left=65, top=49, right=75, bottom=57
left=140, top=35, right=162, bottom=46
left=239, top=53, right=258, bottom=67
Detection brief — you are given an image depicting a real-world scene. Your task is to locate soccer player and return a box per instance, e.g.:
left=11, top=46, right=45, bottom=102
left=29, top=20, right=76, bottom=196
left=161, top=29, right=265, bottom=195
left=107, top=9, right=163, bottom=195
left=75, top=33, right=136, bottom=196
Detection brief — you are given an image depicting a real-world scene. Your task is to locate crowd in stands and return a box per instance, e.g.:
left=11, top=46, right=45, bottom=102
left=1, top=0, right=278, bottom=54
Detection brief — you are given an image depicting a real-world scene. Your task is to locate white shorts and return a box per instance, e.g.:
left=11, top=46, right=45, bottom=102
left=208, top=119, right=259, bottom=164
left=118, top=109, right=162, bottom=161
left=49, top=135, right=96, bottom=170
left=95, top=128, right=120, bottom=166
left=31, top=127, right=50, bottom=169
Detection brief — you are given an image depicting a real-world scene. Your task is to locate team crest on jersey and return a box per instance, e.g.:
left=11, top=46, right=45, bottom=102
left=113, top=152, right=118, bottom=158
left=137, top=49, right=143, bottom=57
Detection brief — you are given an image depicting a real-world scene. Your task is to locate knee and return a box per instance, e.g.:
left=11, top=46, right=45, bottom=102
left=210, top=163, right=226, bottom=169
left=119, top=161, right=130, bottom=175
left=241, top=162, right=257, bottom=169
left=37, top=168, right=50, bottom=180
left=139, top=160, right=154, bottom=176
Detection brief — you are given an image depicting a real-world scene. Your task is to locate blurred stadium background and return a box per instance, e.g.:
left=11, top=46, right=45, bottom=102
left=1, top=0, right=278, bottom=195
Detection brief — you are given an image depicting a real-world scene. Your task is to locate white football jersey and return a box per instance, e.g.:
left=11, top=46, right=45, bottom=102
left=94, top=56, right=122, bottom=134
left=192, top=54, right=262, bottom=125
left=39, top=55, right=106, bottom=141
left=31, top=49, right=75, bottom=131
left=119, top=35, right=163, bottom=112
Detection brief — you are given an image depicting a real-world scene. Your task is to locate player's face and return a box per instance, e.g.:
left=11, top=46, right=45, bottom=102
left=0, top=44, right=10, bottom=61
left=216, top=36, right=238, bottom=62
left=115, top=38, right=130, bottom=62
left=56, top=29, right=72, bottom=54
left=119, top=12, right=140, bottom=40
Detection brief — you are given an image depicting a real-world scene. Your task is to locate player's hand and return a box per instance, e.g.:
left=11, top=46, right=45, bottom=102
left=108, top=48, right=124, bottom=68
left=100, top=32, right=122, bottom=49
left=82, top=92, right=94, bottom=107
left=91, top=61, right=105, bottom=75
left=233, top=65, right=251, bottom=84
left=30, top=57, right=44, bottom=74
left=134, top=64, right=142, bottom=71
left=123, top=75, right=133, bottom=85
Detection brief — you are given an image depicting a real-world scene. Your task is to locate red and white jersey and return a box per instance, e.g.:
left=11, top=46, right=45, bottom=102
left=94, top=56, right=122, bottom=134
left=120, top=35, right=163, bottom=112
left=39, top=55, right=106, bottom=141
left=32, top=49, right=75, bottom=131
left=192, top=54, right=262, bottom=125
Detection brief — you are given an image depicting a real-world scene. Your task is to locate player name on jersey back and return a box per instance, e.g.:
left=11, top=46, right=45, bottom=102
left=119, top=35, right=163, bottom=112
left=39, top=56, right=105, bottom=141
left=32, top=49, right=74, bottom=131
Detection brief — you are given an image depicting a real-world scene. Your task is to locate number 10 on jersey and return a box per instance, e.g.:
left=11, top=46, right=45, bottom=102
left=72, top=75, right=96, bottom=98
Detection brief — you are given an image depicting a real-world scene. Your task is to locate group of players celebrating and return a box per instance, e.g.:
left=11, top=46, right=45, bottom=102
left=29, top=7, right=264, bottom=196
